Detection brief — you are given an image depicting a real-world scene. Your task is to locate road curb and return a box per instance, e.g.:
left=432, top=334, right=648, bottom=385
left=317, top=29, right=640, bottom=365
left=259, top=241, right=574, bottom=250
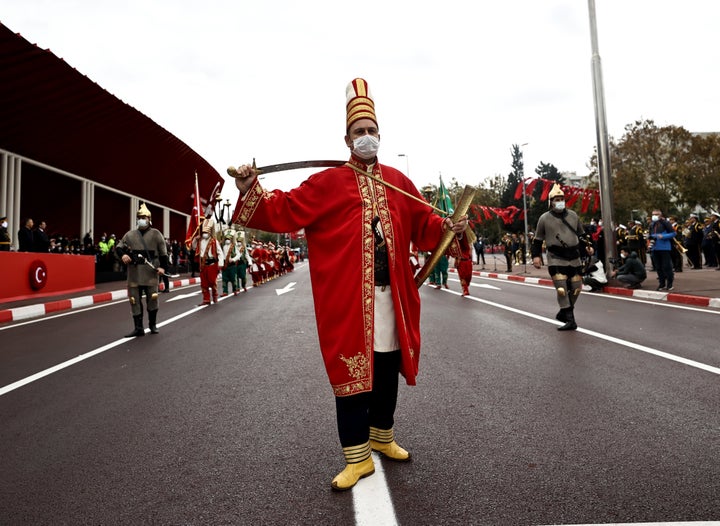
left=457, top=269, right=719, bottom=309
left=0, top=278, right=201, bottom=323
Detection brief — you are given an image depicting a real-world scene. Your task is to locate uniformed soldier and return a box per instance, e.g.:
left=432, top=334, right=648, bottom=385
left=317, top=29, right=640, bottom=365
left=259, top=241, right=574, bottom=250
left=0, top=216, right=11, bottom=251
left=615, top=224, right=628, bottom=254
left=684, top=214, right=703, bottom=269
left=531, top=184, right=594, bottom=331
left=116, top=203, right=168, bottom=337
left=710, top=211, right=720, bottom=270
left=626, top=220, right=645, bottom=263
left=668, top=215, right=684, bottom=273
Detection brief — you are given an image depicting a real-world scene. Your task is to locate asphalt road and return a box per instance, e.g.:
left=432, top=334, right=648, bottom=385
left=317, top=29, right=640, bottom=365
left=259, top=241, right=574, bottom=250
left=1, top=262, right=718, bottom=526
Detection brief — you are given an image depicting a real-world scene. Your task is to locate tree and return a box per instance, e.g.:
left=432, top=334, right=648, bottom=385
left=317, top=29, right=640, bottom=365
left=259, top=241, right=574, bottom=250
left=472, top=174, right=505, bottom=244
left=500, top=144, right=524, bottom=209
left=600, top=119, right=720, bottom=221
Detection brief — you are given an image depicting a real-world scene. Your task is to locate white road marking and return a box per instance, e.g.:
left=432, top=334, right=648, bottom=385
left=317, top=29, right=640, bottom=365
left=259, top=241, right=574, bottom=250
left=437, top=285, right=720, bottom=376
left=165, top=290, right=202, bottom=302
left=275, top=282, right=297, bottom=296
left=353, top=453, right=398, bottom=526
left=542, top=523, right=720, bottom=526
left=0, top=306, right=204, bottom=397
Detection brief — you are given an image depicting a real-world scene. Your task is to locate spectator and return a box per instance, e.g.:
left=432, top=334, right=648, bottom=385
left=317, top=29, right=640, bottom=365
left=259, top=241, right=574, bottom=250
left=473, top=235, right=486, bottom=266
left=612, top=249, right=647, bottom=289
left=97, top=233, right=112, bottom=271
left=648, top=208, right=676, bottom=291
left=582, top=256, right=608, bottom=292
left=83, top=232, right=94, bottom=254
left=33, top=220, right=50, bottom=252
left=502, top=233, right=513, bottom=272
left=0, top=215, right=10, bottom=251
left=17, top=218, right=34, bottom=252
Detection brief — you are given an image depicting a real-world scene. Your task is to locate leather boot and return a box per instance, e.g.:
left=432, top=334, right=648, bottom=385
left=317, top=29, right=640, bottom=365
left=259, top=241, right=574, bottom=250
left=555, top=309, right=567, bottom=322
left=557, top=307, right=577, bottom=331
left=369, top=427, right=412, bottom=462
left=125, top=315, right=145, bottom=338
left=148, top=310, right=159, bottom=334
left=331, top=442, right=375, bottom=491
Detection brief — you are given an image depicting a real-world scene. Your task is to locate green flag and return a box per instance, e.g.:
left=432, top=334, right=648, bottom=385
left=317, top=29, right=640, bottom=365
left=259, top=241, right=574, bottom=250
left=437, top=175, right=454, bottom=215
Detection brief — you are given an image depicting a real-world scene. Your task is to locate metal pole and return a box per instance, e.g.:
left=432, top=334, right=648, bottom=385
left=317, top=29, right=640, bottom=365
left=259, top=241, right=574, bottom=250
left=588, top=0, right=616, bottom=274
left=520, top=143, right=530, bottom=274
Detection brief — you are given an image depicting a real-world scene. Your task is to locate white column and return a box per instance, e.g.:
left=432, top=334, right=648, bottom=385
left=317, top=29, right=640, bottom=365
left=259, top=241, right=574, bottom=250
left=11, top=156, right=21, bottom=247
left=81, top=180, right=95, bottom=239
left=130, top=197, right=138, bottom=231
left=163, top=207, right=170, bottom=238
left=0, top=153, right=7, bottom=218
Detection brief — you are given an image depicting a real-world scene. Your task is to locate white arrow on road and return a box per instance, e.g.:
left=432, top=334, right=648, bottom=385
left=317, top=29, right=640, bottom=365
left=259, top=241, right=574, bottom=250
left=472, top=283, right=501, bottom=290
left=165, top=291, right=202, bottom=302
left=276, top=282, right=297, bottom=296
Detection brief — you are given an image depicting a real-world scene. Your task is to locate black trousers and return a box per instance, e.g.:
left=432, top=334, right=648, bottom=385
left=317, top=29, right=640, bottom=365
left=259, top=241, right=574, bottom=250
left=335, top=350, right=400, bottom=448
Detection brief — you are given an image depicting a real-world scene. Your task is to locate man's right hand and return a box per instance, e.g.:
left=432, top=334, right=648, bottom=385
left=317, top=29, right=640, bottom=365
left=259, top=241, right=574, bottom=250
left=228, top=164, right=258, bottom=194
left=532, top=256, right=542, bottom=269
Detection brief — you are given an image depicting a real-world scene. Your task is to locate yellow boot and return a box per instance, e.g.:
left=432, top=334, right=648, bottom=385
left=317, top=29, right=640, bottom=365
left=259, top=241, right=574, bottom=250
left=369, top=427, right=412, bottom=462
left=331, top=442, right=375, bottom=491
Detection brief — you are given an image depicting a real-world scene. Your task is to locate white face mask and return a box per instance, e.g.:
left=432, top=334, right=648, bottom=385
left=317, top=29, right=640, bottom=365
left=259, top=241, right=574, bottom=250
left=651, top=215, right=659, bottom=222
left=202, top=233, right=210, bottom=240
left=225, top=240, right=231, bottom=245
left=553, top=201, right=566, bottom=212
left=1, top=221, right=7, bottom=228
left=352, top=134, right=380, bottom=159
left=137, top=218, right=149, bottom=229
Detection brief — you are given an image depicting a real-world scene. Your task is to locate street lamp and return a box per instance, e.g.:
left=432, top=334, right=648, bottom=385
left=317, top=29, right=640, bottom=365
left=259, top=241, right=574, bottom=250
left=397, top=153, right=410, bottom=177
left=520, top=143, right=530, bottom=273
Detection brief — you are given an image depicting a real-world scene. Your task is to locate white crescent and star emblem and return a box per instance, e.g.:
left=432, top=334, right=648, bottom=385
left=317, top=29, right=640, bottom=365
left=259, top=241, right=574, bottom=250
left=29, top=260, right=48, bottom=290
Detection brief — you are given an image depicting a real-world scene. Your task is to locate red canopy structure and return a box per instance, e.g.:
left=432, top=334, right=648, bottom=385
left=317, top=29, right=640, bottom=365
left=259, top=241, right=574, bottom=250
left=0, top=21, right=224, bottom=245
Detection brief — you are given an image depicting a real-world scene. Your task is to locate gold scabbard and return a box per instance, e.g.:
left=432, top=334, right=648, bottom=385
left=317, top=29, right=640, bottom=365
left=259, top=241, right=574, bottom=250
left=414, top=185, right=476, bottom=288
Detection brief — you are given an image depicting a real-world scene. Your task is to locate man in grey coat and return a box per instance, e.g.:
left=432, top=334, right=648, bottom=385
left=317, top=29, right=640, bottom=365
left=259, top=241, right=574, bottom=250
left=531, top=184, right=594, bottom=331
left=116, top=203, right=168, bottom=337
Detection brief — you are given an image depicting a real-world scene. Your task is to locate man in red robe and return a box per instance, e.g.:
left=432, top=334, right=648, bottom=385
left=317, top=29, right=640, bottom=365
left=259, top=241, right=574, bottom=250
left=230, top=78, right=468, bottom=490
left=455, top=242, right=474, bottom=296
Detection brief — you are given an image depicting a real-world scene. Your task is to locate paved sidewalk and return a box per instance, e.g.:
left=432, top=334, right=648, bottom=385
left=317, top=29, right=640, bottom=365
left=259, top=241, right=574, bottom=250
left=2, top=257, right=720, bottom=324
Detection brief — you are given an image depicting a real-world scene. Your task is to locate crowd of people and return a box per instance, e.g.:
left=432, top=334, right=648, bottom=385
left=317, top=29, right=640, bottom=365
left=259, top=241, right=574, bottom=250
left=185, top=217, right=300, bottom=305
left=468, top=207, right=720, bottom=296
left=0, top=214, right=203, bottom=279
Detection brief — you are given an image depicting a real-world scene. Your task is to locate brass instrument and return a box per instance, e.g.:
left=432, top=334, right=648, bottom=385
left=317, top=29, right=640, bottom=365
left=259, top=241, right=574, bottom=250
left=672, top=237, right=687, bottom=253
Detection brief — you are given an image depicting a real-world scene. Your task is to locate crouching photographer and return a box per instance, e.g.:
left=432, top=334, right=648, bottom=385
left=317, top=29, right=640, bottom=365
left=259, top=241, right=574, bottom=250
left=611, top=248, right=647, bottom=290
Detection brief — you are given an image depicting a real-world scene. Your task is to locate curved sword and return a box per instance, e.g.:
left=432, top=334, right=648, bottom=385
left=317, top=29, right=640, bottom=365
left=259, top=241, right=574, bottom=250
left=227, top=159, right=449, bottom=215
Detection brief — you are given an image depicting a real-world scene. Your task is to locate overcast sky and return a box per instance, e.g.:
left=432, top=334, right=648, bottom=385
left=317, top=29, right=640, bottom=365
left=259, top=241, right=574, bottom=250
left=3, top=0, right=718, bottom=201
